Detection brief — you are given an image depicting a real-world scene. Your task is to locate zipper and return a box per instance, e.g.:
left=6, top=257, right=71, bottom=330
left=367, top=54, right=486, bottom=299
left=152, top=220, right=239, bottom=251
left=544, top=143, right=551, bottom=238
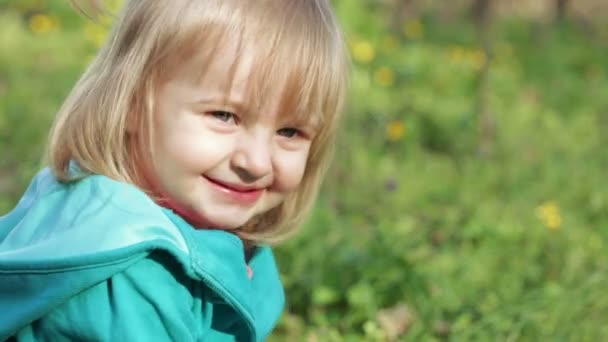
left=194, top=265, right=258, bottom=342
left=162, top=209, right=260, bottom=341
left=245, top=248, right=284, bottom=340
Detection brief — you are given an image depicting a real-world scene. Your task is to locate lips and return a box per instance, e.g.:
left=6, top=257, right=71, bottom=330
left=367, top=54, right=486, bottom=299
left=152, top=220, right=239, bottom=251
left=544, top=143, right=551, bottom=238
left=204, top=176, right=261, bottom=192
left=203, top=176, right=264, bottom=204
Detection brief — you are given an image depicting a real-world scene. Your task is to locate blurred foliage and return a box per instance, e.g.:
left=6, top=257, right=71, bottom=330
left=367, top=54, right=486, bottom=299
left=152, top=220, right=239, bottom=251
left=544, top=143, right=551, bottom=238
left=1, top=0, right=608, bottom=340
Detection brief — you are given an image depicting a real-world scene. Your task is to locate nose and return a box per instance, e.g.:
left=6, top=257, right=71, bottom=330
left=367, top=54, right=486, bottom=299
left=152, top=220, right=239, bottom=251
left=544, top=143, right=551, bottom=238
left=231, top=130, right=273, bottom=182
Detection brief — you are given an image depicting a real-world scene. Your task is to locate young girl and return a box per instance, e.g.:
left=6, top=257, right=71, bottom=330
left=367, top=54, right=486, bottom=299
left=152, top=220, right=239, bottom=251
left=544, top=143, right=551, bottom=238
left=0, top=0, right=348, bottom=340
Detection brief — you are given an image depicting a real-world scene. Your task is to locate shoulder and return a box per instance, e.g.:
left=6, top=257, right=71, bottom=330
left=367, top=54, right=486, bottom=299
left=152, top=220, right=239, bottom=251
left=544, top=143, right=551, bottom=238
left=0, top=168, right=190, bottom=267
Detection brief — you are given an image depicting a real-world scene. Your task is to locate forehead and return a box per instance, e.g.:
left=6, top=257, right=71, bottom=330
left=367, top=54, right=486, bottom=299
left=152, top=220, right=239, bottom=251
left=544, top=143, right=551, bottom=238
left=171, top=40, right=249, bottom=95
left=169, top=39, right=317, bottom=126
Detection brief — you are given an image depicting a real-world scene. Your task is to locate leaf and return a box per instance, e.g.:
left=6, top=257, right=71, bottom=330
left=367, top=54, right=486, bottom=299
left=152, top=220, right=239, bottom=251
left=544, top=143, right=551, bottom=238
left=312, top=286, right=339, bottom=306
left=376, top=303, right=416, bottom=341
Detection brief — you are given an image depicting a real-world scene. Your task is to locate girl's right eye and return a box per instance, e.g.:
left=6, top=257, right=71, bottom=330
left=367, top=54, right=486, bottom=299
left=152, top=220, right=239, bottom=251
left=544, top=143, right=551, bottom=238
left=209, top=111, right=236, bottom=123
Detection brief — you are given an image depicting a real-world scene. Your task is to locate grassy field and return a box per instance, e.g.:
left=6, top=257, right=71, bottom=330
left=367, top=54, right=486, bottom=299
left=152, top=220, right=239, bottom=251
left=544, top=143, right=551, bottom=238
left=1, top=1, right=607, bottom=340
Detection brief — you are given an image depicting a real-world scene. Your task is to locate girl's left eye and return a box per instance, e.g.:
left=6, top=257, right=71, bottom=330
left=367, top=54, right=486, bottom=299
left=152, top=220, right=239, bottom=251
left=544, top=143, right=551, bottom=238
left=209, top=111, right=236, bottom=123
left=277, top=128, right=300, bottom=138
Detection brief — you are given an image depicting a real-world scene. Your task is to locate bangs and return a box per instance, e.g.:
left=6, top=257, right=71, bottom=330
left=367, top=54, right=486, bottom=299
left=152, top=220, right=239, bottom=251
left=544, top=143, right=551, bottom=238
left=244, top=1, right=348, bottom=135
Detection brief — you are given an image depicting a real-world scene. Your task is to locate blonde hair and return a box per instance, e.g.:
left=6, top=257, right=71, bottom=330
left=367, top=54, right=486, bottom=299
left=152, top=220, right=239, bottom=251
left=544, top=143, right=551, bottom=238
left=48, top=0, right=349, bottom=243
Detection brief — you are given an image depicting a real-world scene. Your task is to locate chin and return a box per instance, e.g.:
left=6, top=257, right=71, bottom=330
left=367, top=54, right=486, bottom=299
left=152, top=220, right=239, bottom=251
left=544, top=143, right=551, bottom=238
left=207, top=222, right=243, bottom=231
left=192, top=214, right=249, bottom=231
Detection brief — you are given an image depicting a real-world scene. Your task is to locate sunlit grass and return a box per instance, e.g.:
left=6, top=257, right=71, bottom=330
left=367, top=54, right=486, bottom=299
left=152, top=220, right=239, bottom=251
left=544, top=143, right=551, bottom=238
left=1, top=1, right=607, bottom=340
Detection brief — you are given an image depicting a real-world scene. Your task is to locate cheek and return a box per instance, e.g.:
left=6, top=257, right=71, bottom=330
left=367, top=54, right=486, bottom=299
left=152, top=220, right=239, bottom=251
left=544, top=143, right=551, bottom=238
left=156, top=124, right=232, bottom=168
left=275, top=151, right=309, bottom=191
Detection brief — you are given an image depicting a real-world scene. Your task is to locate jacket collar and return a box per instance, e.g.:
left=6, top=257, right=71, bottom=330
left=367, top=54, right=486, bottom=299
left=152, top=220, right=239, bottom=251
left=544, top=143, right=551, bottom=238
left=163, top=210, right=285, bottom=340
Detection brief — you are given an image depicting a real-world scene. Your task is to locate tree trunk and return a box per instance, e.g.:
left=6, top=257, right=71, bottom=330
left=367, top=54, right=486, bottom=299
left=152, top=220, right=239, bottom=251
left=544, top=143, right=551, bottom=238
left=391, top=0, right=414, bottom=33
left=472, top=0, right=491, bottom=26
left=471, top=0, right=496, bottom=157
left=556, top=0, right=569, bottom=22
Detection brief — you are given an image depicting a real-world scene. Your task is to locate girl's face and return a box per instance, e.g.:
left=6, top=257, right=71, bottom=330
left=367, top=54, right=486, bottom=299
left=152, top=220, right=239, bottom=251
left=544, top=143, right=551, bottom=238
left=147, top=44, right=314, bottom=230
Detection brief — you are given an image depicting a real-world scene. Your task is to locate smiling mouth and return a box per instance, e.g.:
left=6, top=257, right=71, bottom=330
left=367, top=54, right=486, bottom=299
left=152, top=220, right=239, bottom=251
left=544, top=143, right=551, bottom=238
left=202, top=176, right=264, bottom=203
left=203, top=176, right=260, bottom=192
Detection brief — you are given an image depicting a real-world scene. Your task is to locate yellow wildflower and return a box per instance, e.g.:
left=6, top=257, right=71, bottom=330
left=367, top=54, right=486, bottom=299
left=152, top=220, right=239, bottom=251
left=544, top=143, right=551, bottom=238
left=535, top=201, right=562, bottom=230
left=29, top=14, right=58, bottom=35
left=351, top=40, right=375, bottom=64
left=447, top=45, right=466, bottom=63
left=382, top=35, right=400, bottom=52
left=469, top=49, right=487, bottom=71
left=403, top=20, right=424, bottom=40
left=386, top=120, right=406, bottom=142
left=85, top=23, right=108, bottom=48
left=374, top=67, right=395, bottom=87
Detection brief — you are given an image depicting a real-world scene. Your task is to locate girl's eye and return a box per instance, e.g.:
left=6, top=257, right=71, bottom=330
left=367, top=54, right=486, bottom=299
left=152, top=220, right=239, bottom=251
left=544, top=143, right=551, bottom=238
left=209, top=111, right=236, bottom=123
left=277, top=128, right=300, bottom=138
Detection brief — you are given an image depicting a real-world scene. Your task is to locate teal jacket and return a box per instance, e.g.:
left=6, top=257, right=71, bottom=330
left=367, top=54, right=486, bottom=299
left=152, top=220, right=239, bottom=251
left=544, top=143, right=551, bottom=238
left=0, top=169, right=285, bottom=341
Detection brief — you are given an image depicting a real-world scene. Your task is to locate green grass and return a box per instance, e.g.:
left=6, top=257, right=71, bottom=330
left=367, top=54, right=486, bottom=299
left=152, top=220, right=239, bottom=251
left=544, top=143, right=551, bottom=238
left=1, top=1, right=607, bottom=340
